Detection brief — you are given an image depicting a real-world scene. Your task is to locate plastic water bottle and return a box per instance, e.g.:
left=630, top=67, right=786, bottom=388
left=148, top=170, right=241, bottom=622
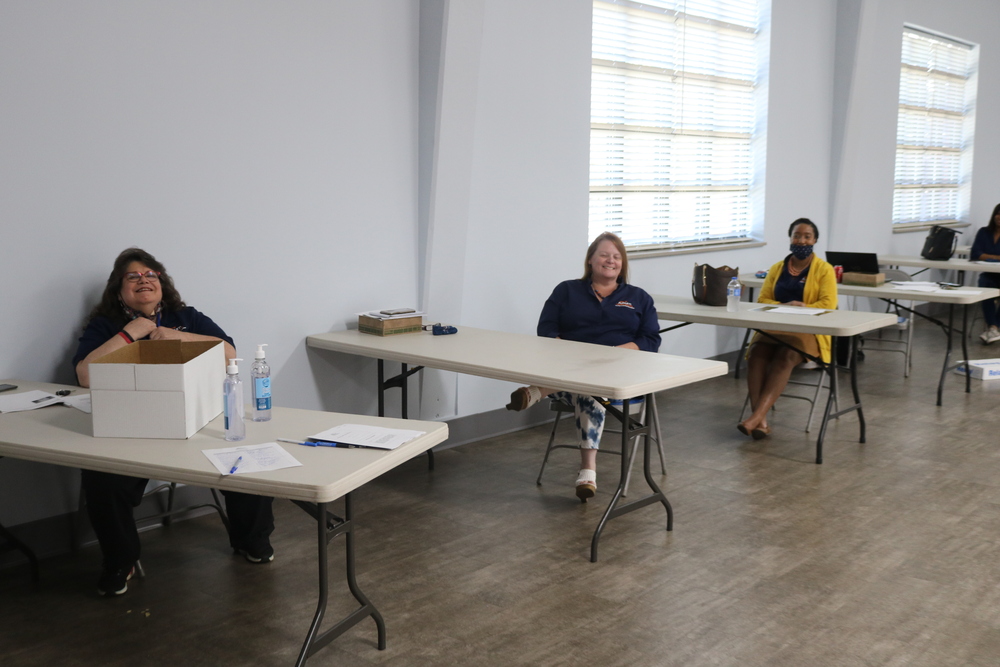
left=251, top=344, right=271, bottom=422
left=727, top=277, right=741, bottom=312
left=224, top=358, right=245, bottom=441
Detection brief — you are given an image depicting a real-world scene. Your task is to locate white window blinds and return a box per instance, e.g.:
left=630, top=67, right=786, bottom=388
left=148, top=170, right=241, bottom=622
left=892, top=27, right=977, bottom=227
left=590, top=0, right=761, bottom=250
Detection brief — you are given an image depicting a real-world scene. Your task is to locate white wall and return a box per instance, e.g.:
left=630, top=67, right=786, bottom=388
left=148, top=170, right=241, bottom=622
left=0, top=1, right=420, bottom=523
left=830, top=0, right=1000, bottom=256
left=4, top=0, right=1000, bottom=529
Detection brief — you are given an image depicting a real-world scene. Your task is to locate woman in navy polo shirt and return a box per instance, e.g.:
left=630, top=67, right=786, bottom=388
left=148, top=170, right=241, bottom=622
left=73, top=248, right=275, bottom=597
left=505, top=232, right=661, bottom=501
left=969, top=203, right=1000, bottom=344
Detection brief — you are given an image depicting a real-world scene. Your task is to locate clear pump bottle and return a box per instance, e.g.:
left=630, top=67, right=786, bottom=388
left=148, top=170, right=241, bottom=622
left=251, top=344, right=271, bottom=422
left=224, top=357, right=245, bottom=441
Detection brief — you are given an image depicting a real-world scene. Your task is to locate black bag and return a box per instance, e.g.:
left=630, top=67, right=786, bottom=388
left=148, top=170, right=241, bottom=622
left=692, top=263, right=739, bottom=306
left=920, top=225, right=959, bottom=260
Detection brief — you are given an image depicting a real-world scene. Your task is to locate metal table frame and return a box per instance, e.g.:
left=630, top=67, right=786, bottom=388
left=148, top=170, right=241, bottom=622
left=0, top=392, right=446, bottom=666
left=291, top=494, right=385, bottom=666
left=660, top=323, right=862, bottom=464
left=742, top=283, right=975, bottom=407
left=374, top=361, right=669, bottom=562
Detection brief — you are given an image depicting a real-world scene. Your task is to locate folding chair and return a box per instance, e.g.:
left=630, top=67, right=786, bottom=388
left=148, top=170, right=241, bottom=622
left=739, top=364, right=837, bottom=433
left=536, top=394, right=665, bottom=496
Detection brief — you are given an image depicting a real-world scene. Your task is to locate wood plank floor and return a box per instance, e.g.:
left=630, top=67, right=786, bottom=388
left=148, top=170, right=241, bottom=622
left=3, top=319, right=1000, bottom=666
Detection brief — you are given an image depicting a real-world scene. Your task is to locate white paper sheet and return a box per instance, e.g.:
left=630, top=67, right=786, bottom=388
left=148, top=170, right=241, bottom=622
left=891, top=283, right=981, bottom=295
left=308, top=424, right=426, bottom=450
left=62, top=394, right=92, bottom=414
left=764, top=307, right=830, bottom=316
left=202, top=443, right=303, bottom=476
left=0, top=390, right=65, bottom=413
left=358, top=310, right=425, bottom=320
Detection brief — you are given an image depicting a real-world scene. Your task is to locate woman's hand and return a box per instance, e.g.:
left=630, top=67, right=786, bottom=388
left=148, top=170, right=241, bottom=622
left=617, top=342, right=640, bottom=350
left=148, top=326, right=187, bottom=341
left=785, top=300, right=807, bottom=307
left=123, top=318, right=157, bottom=341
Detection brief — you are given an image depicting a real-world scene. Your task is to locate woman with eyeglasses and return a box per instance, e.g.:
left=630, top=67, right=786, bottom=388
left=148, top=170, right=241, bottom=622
left=739, top=218, right=837, bottom=440
left=73, top=247, right=236, bottom=387
left=72, top=247, right=274, bottom=597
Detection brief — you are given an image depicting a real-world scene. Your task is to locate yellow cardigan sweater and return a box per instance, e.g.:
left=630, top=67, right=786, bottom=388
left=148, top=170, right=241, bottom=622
left=757, top=256, right=839, bottom=362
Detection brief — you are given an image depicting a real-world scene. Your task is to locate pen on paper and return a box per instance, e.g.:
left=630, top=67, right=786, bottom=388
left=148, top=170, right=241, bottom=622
left=277, top=438, right=351, bottom=448
left=228, top=455, right=243, bottom=475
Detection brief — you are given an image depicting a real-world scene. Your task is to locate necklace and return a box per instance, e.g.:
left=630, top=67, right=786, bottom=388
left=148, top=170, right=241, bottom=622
left=593, top=284, right=615, bottom=301
left=787, top=256, right=812, bottom=277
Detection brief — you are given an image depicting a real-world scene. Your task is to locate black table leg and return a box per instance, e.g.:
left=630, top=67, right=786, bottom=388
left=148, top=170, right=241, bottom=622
left=0, top=521, right=39, bottom=583
left=590, top=395, right=672, bottom=562
left=937, top=304, right=955, bottom=406
left=293, top=495, right=385, bottom=666
left=812, top=335, right=865, bottom=464
left=962, top=304, right=971, bottom=393
left=735, top=286, right=756, bottom=380
left=0, top=457, right=40, bottom=582
left=734, top=329, right=752, bottom=380
left=849, top=335, right=866, bottom=444
left=377, top=360, right=433, bottom=470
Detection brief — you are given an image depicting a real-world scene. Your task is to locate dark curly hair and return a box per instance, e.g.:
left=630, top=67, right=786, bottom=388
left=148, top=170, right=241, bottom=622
left=788, top=218, right=819, bottom=241
left=86, top=248, right=186, bottom=328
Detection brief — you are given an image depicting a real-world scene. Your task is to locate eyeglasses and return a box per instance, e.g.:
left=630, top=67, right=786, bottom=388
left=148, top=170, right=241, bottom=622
left=124, top=271, right=161, bottom=283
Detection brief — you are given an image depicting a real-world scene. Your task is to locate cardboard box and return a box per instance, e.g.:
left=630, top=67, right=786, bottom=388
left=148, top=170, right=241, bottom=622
left=842, top=271, right=886, bottom=287
left=358, top=315, right=423, bottom=336
left=954, top=359, right=1000, bottom=381
left=90, top=340, right=225, bottom=438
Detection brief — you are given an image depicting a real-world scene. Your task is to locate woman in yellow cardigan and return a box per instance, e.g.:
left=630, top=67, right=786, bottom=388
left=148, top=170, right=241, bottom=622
left=739, top=219, right=838, bottom=439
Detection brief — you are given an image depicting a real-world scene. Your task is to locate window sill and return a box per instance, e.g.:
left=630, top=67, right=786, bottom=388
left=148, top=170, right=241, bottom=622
left=628, top=239, right=766, bottom=259
left=892, top=221, right=971, bottom=234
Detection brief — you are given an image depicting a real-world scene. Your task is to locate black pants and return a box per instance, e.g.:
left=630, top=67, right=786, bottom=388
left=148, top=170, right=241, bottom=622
left=978, top=272, right=1000, bottom=327
left=81, top=469, right=274, bottom=569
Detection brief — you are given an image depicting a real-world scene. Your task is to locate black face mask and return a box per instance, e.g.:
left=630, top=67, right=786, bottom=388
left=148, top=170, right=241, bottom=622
left=790, top=244, right=814, bottom=260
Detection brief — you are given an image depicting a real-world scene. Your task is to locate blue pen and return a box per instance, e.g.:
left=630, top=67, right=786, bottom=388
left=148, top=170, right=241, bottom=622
left=277, top=438, right=352, bottom=448
left=228, top=455, right=243, bottom=474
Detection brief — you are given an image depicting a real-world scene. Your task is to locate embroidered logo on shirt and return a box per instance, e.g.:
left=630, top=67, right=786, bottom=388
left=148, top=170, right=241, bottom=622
left=615, top=300, right=635, bottom=309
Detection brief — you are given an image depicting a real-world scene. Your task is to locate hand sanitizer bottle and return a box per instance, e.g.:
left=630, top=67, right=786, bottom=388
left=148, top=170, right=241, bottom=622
left=224, top=357, right=245, bottom=441
left=727, top=277, right=742, bottom=313
left=251, top=344, right=271, bottom=422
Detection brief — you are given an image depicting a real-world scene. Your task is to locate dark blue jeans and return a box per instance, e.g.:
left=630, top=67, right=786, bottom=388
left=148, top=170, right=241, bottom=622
left=978, top=272, right=1000, bottom=327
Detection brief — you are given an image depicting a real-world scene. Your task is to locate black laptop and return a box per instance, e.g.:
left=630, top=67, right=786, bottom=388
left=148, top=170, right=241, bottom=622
left=826, top=251, right=880, bottom=274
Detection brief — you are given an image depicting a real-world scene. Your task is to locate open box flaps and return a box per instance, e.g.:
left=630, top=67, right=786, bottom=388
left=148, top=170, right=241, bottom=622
left=90, top=340, right=225, bottom=439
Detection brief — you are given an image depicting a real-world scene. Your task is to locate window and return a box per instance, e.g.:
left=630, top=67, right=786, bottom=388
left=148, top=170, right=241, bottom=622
left=589, top=0, right=763, bottom=251
left=892, top=26, right=978, bottom=228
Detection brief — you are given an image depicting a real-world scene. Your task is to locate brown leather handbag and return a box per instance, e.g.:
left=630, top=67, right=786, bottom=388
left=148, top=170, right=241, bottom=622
left=692, top=263, right=739, bottom=306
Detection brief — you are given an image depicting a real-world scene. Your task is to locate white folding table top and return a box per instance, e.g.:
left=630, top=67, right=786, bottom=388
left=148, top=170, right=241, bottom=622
left=878, top=254, right=1000, bottom=274
left=0, top=380, right=448, bottom=504
left=307, top=327, right=728, bottom=400
left=652, top=294, right=896, bottom=336
left=738, top=273, right=1000, bottom=305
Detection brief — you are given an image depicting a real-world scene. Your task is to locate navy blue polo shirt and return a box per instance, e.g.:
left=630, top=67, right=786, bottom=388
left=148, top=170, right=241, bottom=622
left=72, top=306, right=234, bottom=368
left=537, top=279, right=661, bottom=352
left=970, top=227, right=1000, bottom=261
